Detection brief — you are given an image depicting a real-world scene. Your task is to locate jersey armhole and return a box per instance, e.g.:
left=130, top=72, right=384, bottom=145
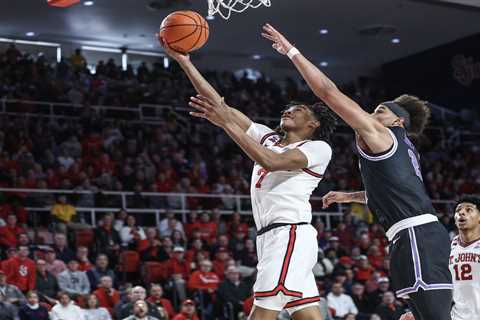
left=356, top=128, right=398, bottom=162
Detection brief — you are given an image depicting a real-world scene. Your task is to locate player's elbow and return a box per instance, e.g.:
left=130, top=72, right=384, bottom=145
left=313, top=82, right=337, bottom=101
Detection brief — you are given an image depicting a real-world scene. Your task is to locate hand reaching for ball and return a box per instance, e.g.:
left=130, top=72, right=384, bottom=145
left=261, top=23, right=294, bottom=55
left=157, top=34, right=190, bottom=63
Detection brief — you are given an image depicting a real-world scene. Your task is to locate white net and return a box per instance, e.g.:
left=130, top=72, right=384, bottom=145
left=207, top=0, right=271, bottom=19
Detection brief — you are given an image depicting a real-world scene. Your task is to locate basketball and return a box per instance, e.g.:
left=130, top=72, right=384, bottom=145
left=159, top=10, right=209, bottom=54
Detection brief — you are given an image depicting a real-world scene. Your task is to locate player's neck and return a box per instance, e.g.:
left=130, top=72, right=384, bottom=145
left=282, top=131, right=309, bottom=145
left=459, top=228, right=480, bottom=244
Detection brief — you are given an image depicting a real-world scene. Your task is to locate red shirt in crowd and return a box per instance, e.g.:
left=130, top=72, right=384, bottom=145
left=167, top=257, right=190, bottom=280
left=172, top=313, right=200, bottom=320
left=2, top=256, right=36, bottom=292
left=78, top=261, right=94, bottom=272
left=94, top=287, right=120, bottom=315
left=147, top=296, right=175, bottom=319
left=197, top=222, right=217, bottom=243
left=187, top=270, right=220, bottom=291
left=0, top=225, right=25, bottom=248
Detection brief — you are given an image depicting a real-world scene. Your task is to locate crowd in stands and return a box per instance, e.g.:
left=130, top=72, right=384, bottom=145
left=0, top=45, right=478, bottom=320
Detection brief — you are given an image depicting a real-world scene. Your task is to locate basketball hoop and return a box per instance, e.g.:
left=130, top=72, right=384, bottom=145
left=207, top=0, right=271, bottom=20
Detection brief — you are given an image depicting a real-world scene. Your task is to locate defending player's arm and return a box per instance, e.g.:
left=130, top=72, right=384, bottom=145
left=322, top=191, right=366, bottom=208
left=262, top=24, right=393, bottom=154
left=188, top=95, right=312, bottom=172
left=159, top=39, right=252, bottom=131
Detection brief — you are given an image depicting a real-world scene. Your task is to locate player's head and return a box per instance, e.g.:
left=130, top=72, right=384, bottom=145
left=454, top=195, right=480, bottom=232
left=372, top=95, right=431, bottom=137
left=277, top=101, right=337, bottom=141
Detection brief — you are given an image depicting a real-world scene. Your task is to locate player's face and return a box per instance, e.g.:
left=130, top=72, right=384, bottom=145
left=280, top=105, right=317, bottom=131
left=454, top=202, right=480, bottom=231
left=372, top=105, right=400, bottom=127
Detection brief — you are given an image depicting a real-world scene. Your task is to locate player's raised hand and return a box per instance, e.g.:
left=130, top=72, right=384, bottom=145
left=189, top=95, right=233, bottom=128
left=157, top=34, right=190, bottom=63
left=322, top=191, right=350, bottom=208
left=261, top=23, right=294, bottom=55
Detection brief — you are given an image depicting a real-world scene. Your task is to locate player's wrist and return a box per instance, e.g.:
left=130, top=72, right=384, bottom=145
left=287, top=47, right=300, bottom=60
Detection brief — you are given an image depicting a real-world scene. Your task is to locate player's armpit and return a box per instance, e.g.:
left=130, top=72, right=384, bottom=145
left=263, top=148, right=308, bottom=172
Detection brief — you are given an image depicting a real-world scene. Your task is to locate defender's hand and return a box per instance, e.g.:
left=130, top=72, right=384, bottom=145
left=261, top=23, right=294, bottom=55
left=399, top=312, right=415, bottom=320
left=322, top=191, right=351, bottom=208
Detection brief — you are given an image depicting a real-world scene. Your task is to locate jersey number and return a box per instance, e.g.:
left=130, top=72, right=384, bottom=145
left=408, top=149, right=423, bottom=181
left=255, top=168, right=268, bottom=188
left=453, top=263, right=473, bottom=281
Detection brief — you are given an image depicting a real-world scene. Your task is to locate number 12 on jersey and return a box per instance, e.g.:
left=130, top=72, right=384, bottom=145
left=255, top=168, right=268, bottom=188
left=453, top=263, right=473, bottom=281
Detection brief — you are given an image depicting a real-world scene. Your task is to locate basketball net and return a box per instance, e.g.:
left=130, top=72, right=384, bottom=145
left=207, top=0, right=271, bottom=19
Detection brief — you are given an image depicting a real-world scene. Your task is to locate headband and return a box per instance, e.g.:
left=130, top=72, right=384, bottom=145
left=382, top=101, right=411, bottom=130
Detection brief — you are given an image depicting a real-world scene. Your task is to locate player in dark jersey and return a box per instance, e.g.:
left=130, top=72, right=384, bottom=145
left=262, top=24, right=452, bottom=320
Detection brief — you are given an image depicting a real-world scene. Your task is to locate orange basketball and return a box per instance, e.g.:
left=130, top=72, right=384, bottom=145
left=159, top=10, right=209, bottom=54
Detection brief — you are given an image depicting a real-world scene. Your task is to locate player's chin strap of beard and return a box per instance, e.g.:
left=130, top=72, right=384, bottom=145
left=382, top=101, right=411, bottom=130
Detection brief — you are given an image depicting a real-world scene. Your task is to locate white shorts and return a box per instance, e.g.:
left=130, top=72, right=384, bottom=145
left=253, top=224, right=321, bottom=315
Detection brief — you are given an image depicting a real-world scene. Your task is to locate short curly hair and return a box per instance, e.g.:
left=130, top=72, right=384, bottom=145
left=456, top=195, right=480, bottom=212
left=393, top=94, right=431, bottom=137
left=275, top=101, right=338, bottom=142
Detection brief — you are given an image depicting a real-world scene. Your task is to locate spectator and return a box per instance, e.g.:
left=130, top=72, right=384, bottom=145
left=57, top=258, right=91, bottom=298
left=373, top=291, right=405, bottom=320
left=50, top=195, right=76, bottom=233
left=313, top=248, right=335, bottom=278
left=141, top=228, right=170, bottom=262
left=217, top=266, right=250, bottom=320
left=95, top=213, right=121, bottom=260
left=118, top=286, right=162, bottom=319
left=188, top=259, right=219, bottom=318
left=0, top=295, right=16, bottom=320
left=3, top=245, right=36, bottom=293
left=93, top=276, right=120, bottom=316
left=327, top=282, right=358, bottom=319
left=197, top=212, right=217, bottom=243
left=18, top=291, right=49, bottom=320
left=114, top=209, right=128, bottom=232
left=76, top=246, right=93, bottom=271
left=50, top=291, right=84, bottom=320
left=368, top=278, right=390, bottom=307
left=114, top=288, right=133, bottom=320
left=120, top=215, right=146, bottom=249
left=83, top=293, right=112, bottom=320
left=351, top=282, right=373, bottom=318
left=0, top=214, right=25, bottom=248
left=354, top=256, right=374, bottom=283
left=44, top=247, right=67, bottom=277
left=167, top=247, right=190, bottom=302
left=0, top=269, right=25, bottom=308
left=227, top=212, right=249, bottom=237
left=159, top=211, right=184, bottom=238
left=146, top=284, right=174, bottom=320
left=86, top=254, right=116, bottom=290
left=52, top=233, right=75, bottom=263
left=123, top=299, right=161, bottom=320
left=70, top=48, right=87, bottom=71
left=172, top=299, right=199, bottom=320
left=213, top=247, right=230, bottom=280
left=35, top=258, right=59, bottom=305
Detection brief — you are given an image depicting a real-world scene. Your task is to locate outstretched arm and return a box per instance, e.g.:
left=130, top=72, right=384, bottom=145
left=262, top=24, right=392, bottom=154
left=159, top=37, right=252, bottom=131
left=322, top=191, right=366, bottom=209
left=188, top=95, right=310, bottom=172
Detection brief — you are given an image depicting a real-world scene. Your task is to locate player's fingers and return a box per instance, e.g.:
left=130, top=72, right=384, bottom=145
left=261, top=33, right=275, bottom=41
left=188, top=101, right=209, bottom=114
left=189, top=112, right=207, bottom=119
left=190, top=97, right=213, bottom=110
left=196, top=94, right=214, bottom=105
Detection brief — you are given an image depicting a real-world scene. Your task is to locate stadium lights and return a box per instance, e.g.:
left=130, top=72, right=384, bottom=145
left=319, top=29, right=329, bottom=35
left=206, top=15, right=215, bottom=20
left=391, top=38, right=400, bottom=44
left=127, top=50, right=164, bottom=57
left=83, top=1, right=94, bottom=5
left=0, top=37, right=60, bottom=47
left=252, top=54, right=261, bottom=60
left=26, top=32, right=35, bottom=37
left=320, top=61, right=328, bottom=67
left=81, top=45, right=122, bottom=53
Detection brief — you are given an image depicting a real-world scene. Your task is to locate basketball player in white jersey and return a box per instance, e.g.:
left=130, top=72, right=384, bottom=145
left=400, top=195, right=480, bottom=320
left=160, top=39, right=336, bottom=320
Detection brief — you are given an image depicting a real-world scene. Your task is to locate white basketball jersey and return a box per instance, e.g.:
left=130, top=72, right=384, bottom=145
left=449, top=235, right=480, bottom=320
left=246, top=123, right=332, bottom=230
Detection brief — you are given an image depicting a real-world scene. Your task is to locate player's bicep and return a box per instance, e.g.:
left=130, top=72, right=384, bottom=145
left=229, top=107, right=253, bottom=132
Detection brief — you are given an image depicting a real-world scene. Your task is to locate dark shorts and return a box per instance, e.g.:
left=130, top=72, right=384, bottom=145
left=389, top=221, right=453, bottom=296
left=389, top=221, right=453, bottom=320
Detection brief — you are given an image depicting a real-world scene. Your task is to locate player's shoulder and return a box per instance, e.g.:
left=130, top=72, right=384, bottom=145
left=451, top=235, right=480, bottom=249
left=297, top=139, right=332, bottom=152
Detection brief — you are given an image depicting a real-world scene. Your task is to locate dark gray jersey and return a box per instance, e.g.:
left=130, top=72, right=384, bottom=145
left=356, top=126, right=436, bottom=230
